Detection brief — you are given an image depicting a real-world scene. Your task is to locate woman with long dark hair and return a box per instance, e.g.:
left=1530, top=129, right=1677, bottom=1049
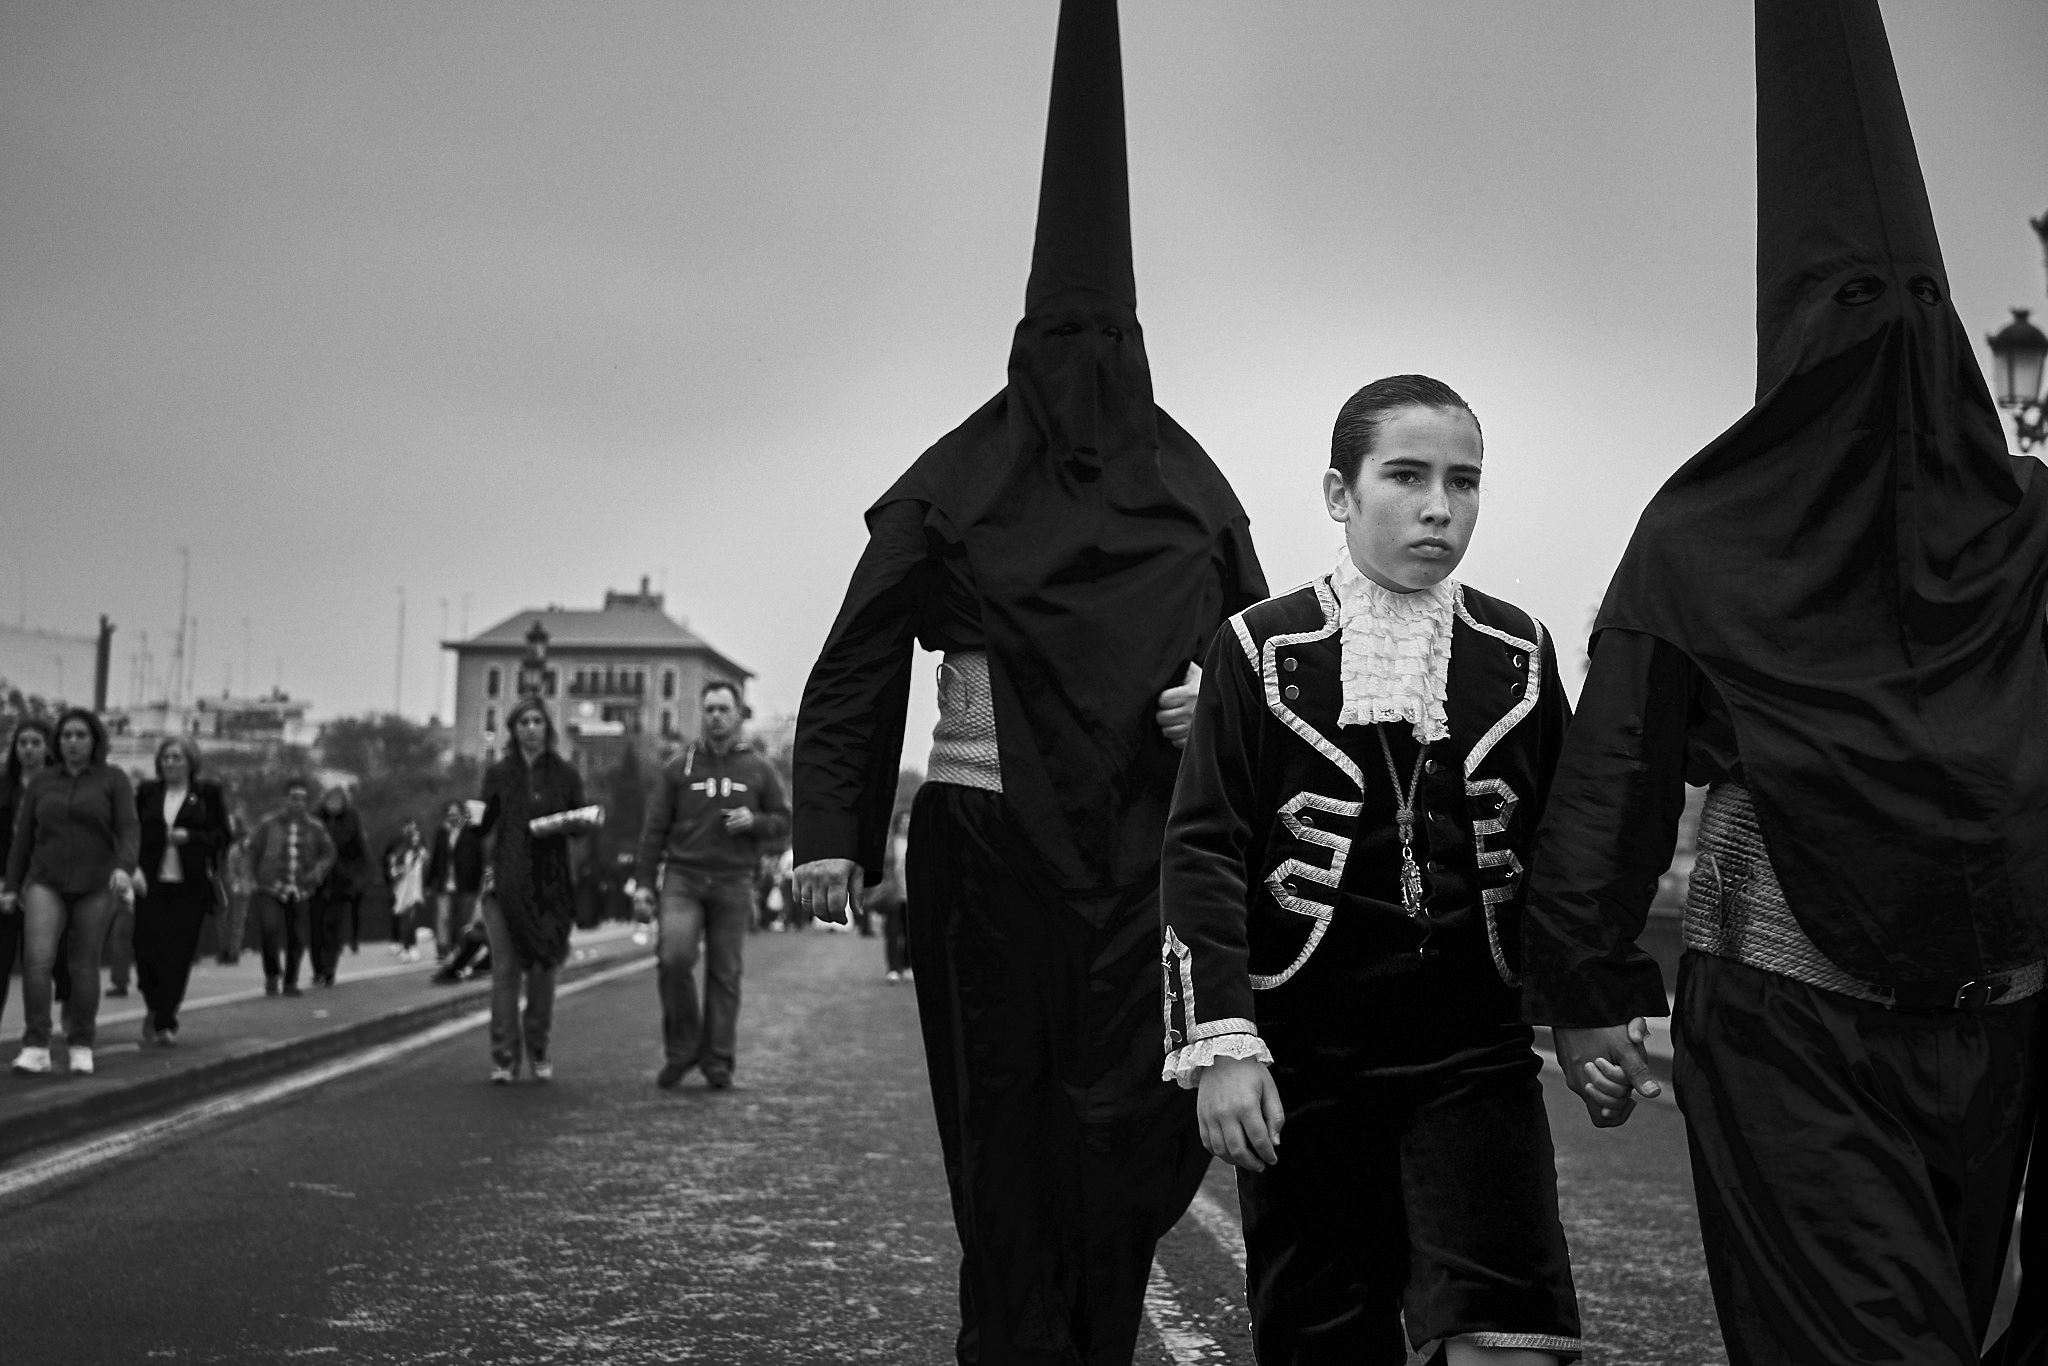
left=477, top=696, right=586, bottom=1083
left=2, top=708, right=139, bottom=1076
left=132, top=736, right=231, bottom=1045
left=0, top=718, right=56, bottom=1021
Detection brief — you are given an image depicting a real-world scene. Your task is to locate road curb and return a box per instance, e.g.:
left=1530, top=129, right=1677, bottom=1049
left=0, top=944, right=649, bottom=1167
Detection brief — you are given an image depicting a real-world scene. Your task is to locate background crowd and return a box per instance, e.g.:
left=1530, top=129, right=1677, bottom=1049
left=0, top=705, right=881, bottom=1079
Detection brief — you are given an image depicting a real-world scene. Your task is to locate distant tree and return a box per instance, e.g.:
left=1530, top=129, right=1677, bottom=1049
left=314, top=712, right=478, bottom=867
left=205, top=745, right=320, bottom=818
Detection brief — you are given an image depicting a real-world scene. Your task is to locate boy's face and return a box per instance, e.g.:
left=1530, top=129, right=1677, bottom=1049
left=1322, top=404, right=1482, bottom=593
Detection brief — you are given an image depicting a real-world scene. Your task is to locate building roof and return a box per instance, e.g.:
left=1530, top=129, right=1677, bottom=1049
left=448, top=601, right=749, bottom=678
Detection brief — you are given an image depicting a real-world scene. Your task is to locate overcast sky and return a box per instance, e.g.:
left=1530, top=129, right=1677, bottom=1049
left=4, top=1, right=2044, bottom=743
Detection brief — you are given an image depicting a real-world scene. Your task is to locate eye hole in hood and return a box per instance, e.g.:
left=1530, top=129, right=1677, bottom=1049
left=1908, top=275, right=1943, bottom=306
left=1835, top=275, right=1886, bottom=307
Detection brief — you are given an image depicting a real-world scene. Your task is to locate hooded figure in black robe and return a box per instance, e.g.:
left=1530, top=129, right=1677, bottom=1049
left=1521, top=2, right=2048, bottom=1360
left=792, top=2, right=1266, bottom=1362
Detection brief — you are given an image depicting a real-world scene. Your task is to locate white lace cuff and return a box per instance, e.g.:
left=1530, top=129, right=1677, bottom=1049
left=1162, top=1032, right=1274, bottom=1090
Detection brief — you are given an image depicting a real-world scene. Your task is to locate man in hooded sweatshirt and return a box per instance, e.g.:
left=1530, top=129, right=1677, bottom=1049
left=791, top=2, right=1266, bottom=1361
left=1520, top=2, right=2048, bottom=1362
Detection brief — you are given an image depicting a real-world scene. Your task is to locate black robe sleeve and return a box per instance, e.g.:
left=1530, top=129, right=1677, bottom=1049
left=1521, top=628, right=1733, bottom=1027
left=1160, top=615, right=1268, bottom=1044
left=793, top=499, right=931, bottom=882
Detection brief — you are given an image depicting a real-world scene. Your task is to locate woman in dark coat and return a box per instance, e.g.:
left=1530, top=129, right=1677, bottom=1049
left=0, top=718, right=55, bottom=1022
left=132, top=736, right=231, bottom=1045
left=2, top=708, right=139, bottom=1076
left=477, top=696, right=587, bottom=1083
left=312, top=785, right=370, bottom=985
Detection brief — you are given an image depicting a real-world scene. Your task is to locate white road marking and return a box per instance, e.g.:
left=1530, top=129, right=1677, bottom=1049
left=1185, top=1188, right=1246, bottom=1272
left=0, top=955, right=656, bottom=1204
left=1145, top=1261, right=1229, bottom=1364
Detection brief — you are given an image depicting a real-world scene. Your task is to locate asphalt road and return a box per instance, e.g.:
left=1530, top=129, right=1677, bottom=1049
left=0, top=930, right=1727, bottom=1364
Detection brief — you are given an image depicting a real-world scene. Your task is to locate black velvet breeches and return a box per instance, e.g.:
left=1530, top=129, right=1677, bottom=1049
left=906, top=782, right=1208, bottom=1366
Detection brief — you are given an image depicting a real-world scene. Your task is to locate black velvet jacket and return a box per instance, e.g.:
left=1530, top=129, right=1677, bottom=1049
left=136, top=778, right=232, bottom=889
left=1162, top=576, right=1568, bottom=1071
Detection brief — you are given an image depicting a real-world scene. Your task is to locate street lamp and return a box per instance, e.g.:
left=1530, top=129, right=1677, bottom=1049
left=1984, top=212, right=2048, bottom=453
left=518, top=620, right=551, bottom=698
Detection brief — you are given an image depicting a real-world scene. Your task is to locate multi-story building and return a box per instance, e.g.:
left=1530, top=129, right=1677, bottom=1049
left=445, top=580, right=751, bottom=767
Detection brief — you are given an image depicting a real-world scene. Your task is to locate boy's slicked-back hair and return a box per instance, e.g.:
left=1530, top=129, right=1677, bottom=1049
left=1330, top=374, right=1481, bottom=485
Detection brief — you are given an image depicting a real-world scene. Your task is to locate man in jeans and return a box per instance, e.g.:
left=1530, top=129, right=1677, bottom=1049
left=246, top=777, right=334, bottom=997
left=634, top=681, right=789, bottom=1090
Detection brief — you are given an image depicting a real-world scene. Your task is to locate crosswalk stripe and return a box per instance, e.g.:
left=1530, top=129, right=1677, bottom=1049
left=1145, top=1262, right=1230, bottom=1364
left=1185, top=1188, right=1247, bottom=1272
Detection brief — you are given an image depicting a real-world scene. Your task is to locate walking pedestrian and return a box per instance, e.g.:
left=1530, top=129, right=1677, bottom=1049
left=385, top=820, right=427, bottom=962
left=1163, top=376, right=1581, bottom=1363
left=1523, top=5, right=2048, bottom=1362
left=247, top=776, right=334, bottom=996
left=863, top=809, right=912, bottom=983
left=215, top=806, right=253, bottom=964
left=0, top=718, right=55, bottom=1022
left=131, top=737, right=230, bottom=1046
left=477, top=696, right=590, bottom=1084
left=311, top=785, right=369, bottom=985
left=792, top=3, right=1265, bottom=1358
left=634, top=681, right=789, bottom=1091
left=425, top=800, right=482, bottom=962
left=2, top=708, right=140, bottom=1076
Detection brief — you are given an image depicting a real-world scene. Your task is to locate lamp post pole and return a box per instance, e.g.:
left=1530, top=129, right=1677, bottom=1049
left=518, top=621, right=550, bottom=699
left=1984, top=212, right=2048, bottom=453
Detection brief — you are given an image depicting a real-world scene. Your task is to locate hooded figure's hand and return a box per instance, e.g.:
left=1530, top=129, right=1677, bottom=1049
left=1155, top=662, right=1202, bottom=750
left=795, top=859, right=864, bottom=925
left=1553, top=1020, right=1661, bottom=1127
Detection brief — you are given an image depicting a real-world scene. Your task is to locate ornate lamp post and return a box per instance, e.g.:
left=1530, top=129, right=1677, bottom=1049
left=517, top=620, right=551, bottom=698
left=1984, top=212, right=2048, bottom=453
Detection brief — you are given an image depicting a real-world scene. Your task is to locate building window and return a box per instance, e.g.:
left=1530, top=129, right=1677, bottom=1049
left=544, top=668, right=558, bottom=699
left=486, top=666, right=501, bottom=699
left=660, top=708, right=675, bottom=737
left=662, top=669, right=676, bottom=700
left=484, top=706, right=497, bottom=736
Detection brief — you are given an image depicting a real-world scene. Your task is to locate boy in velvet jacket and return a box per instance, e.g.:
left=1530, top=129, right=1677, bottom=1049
left=1161, top=376, right=1582, bottom=1366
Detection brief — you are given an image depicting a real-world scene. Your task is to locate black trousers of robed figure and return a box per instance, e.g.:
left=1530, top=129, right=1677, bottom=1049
left=906, top=782, right=1209, bottom=1366
left=1673, top=952, right=2040, bottom=1366
left=135, top=879, right=212, bottom=1034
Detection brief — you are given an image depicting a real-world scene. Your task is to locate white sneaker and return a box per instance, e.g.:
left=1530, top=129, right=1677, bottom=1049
left=490, top=1065, right=515, bottom=1085
left=11, top=1046, right=51, bottom=1074
left=531, top=1060, right=553, bottom=1082
left=68, top=1046, right=94, bottom=1076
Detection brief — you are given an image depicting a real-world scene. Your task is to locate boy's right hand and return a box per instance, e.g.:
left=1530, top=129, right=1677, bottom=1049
left=1196, top=1054, right=1285, bottom=1172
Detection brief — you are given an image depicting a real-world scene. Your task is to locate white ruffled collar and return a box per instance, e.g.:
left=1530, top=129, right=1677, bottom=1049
left=1329, top=551, right=1456, bottom=743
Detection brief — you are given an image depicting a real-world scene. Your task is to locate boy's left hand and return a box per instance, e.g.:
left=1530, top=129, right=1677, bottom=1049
left=1155, top=662, right=1202, bottom=751
left=1196, top=1054, right=1284, bottom=1172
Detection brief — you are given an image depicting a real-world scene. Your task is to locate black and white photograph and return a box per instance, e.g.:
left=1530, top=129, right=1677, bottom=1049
left=1, top=1, right=2045, bottom=1362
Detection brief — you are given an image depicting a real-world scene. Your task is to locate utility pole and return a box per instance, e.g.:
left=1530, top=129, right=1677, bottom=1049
left=435, top=597, right=449, bottom=724
left=186, top=617, right=201, bottom=703
left=394, top=586, right=407, bottom=716
left=169, top=546, right=191, bottom=711
left=241, top=617, right=252, bottom=698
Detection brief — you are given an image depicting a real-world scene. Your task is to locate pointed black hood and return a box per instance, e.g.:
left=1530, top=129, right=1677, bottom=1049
left=1592, top=0, right=2048, bottom=981
left=1025, top=0, right=1136, bottom=314
left=870, top=0, right=1261, bottom=902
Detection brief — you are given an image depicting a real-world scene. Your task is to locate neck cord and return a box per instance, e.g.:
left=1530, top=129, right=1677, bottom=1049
left=1375, top=725, right=1430, bottom=918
